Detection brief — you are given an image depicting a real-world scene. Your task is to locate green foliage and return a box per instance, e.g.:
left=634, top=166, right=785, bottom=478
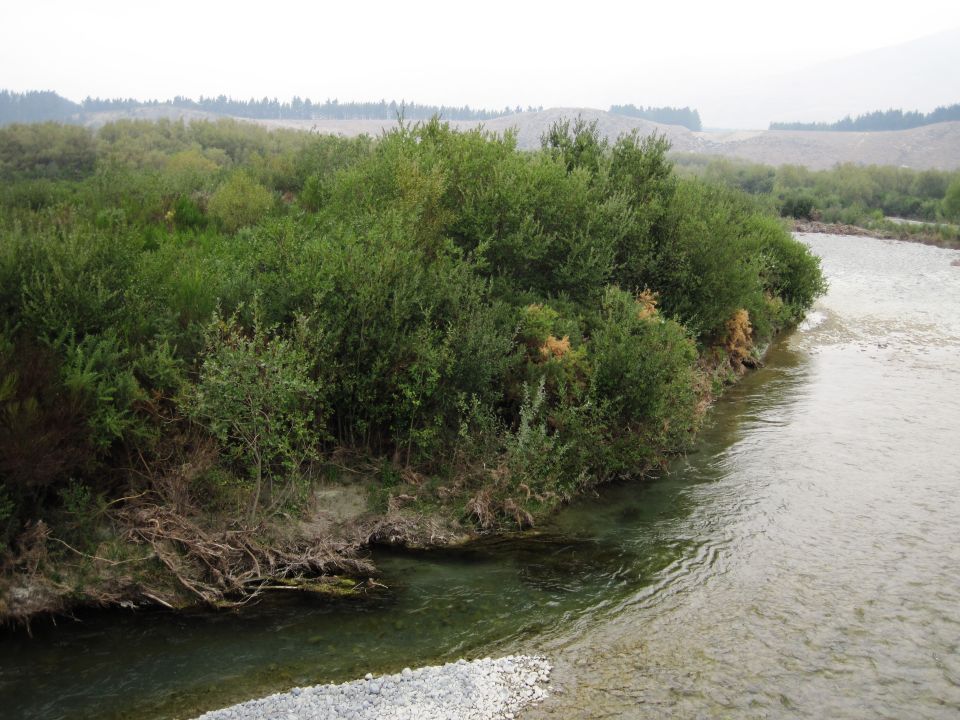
left=207, top=171, right=274, bottom=232
left=944, top=178, right=960, bottom=222
left=184, top=306, right=323, bottom=518
left=676, top=155, right=960, bottom=226
left=503, top=378, right=572, bottom=497
left=541, top=117, right=607, bottom=175
left=748, top=215, right=827, bottom=319
left=60, top=332, right=147, bottom=451
left=779, top=190, right=816, bottom=220
left=0, top=122, right=97, bottom=179
left=303, top=220, right=513, bottom=460
left=589, top=287, right=699, bottom=455
left=646, top=180, right=763, bottom=338
left=0, top=113, right=826, bottom=543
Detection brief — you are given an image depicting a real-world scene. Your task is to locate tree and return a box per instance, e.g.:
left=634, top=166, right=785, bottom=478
left=185, top=307, right=323, bottom=521
left=944, top=178, right=960, bottom=223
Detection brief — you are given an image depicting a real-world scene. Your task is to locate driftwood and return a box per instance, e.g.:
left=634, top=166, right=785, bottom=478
left=116, top=499, right=375, bottom=607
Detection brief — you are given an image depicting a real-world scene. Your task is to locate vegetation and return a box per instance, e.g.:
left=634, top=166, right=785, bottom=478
left=609, top=104, right=703, bottom=131
left=770, top=103, right=960, bottom=132
left=674, top=154, right=960, bottom=244
left=1, top=89, right=543, bottom=125
left=0, top=115, right=823, bottom=617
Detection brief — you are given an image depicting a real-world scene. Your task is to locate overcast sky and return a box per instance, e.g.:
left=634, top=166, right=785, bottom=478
left=3, top=0, right=959, bottom=124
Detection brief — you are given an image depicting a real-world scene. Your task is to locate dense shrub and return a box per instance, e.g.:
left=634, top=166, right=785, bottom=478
left=207, top=171, right=274, bottom=232
left=0, top=115, right=824, bottom=541
left=185, top=307, right=322, bottom=518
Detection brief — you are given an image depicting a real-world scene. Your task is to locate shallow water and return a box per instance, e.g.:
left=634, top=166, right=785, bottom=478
left=527, top=233, right=960, bottom=718
left=2, top=234, right=959, bottom=719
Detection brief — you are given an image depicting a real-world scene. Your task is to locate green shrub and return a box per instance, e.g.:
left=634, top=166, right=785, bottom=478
left=184, top=306, right=324, bottom=519
left=589, top=287, right=699, bottom=457
left=779, top=190, right=816, bottom=219
left=944, top=178, right=960, bottom=222
left=207, top=171, right=274, bottom=232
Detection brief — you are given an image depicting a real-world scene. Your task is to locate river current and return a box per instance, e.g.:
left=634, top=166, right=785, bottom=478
left=2, top=233, right=959, bottom=719
left=528, top=233, right=960, bottom=718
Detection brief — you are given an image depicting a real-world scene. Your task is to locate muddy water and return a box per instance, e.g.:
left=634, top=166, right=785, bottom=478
left=2, top=234, right=958, bottom=719
left=526, top=233, right=960, bottom=718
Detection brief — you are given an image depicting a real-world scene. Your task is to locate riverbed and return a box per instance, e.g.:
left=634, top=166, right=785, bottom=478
left=2, top=233, right=958, bottom=719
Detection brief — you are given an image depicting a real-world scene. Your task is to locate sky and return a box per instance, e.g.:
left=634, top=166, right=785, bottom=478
left=3, top=0, right=960, bottom=127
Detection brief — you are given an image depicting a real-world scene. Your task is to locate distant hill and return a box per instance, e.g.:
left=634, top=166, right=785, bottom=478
left=4, top=94, right=959, bottom=171
left=254, top=108, right=960, bottom=170
left=0, top=90, right=81, bottom=124
left=608, top=105, right=702, bottom=131
left=700, top=122, right=960, bottom=170
left=700, top=27, right=960, bottom=129
left=464, top=108, right=704, bottom=152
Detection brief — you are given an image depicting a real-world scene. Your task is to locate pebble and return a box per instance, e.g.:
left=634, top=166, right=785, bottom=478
left=192, top=655, right=551, bottom=720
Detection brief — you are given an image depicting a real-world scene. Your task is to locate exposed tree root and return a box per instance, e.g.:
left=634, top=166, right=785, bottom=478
left=116, top=499, right=376, bottom=607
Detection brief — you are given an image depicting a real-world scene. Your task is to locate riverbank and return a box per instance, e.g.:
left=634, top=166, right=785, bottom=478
left=521, top=232, right=960, bottom=718
left=1, top=119, right=825, bottom=628
left=191, top=656, right=551, bottom=720
left=793, top=219, right=960, bottom=248
left=0, top=337, right=763, bottom=626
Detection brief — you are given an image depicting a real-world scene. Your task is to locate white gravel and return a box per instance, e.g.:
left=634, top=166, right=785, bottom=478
left=191, top=655, right=552, bottom=720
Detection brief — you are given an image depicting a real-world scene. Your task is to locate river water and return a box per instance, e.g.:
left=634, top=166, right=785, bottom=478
left=2, top=233, right=959, bottom=719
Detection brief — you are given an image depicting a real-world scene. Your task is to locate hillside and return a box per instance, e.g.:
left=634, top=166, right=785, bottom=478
left=700, top=121, right=960, bottom=170
left=75, top=105, right=960, bottom=171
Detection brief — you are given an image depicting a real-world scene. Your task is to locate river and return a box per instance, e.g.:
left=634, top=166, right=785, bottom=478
left=2, top=233, right=959, bottom=719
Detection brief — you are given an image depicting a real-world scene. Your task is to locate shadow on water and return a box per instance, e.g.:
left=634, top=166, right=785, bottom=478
left=0, top=337, right=813, bottom=720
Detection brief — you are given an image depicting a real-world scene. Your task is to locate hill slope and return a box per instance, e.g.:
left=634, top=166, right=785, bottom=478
left=77, top=105, right=960, bottom=171
left=699, top=121, right=960, bottom=170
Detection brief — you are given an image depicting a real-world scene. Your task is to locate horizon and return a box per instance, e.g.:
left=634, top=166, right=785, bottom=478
left=3, top=1, right=960, bottom=128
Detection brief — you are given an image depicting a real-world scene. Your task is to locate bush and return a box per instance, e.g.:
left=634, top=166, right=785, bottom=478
left=588, top=287, right=699, bottom=458
left=779, top=190, right=816, bottom=219
left=207, top=171, right=274, bottom=232
left=944, top=178, right=960, bottom=222
left=184, top=306, right=324, bottom=519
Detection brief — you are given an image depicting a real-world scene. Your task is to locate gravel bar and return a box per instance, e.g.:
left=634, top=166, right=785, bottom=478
left=192, top=655, right=552, bottom=720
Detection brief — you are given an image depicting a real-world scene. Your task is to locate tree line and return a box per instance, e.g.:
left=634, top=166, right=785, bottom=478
left=770, top=103, right=960, bottom=132
left=673, top=153, right=960, bottom=239
left=2, top=89, right=545, bottom=125
left=609, top=104, right=703, bottom=131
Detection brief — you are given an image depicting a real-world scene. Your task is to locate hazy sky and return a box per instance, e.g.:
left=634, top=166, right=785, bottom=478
left=3, top=0, right=959, bottom=119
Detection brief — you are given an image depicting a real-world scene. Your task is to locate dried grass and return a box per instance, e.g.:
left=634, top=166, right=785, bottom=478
left=725, top=309, right=755, bottom=368
left=538, top=335, right=571, bottom=359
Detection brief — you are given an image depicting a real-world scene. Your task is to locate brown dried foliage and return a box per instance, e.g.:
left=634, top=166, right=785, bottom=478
left=725, top=309, right=755, bottom=368
left=538, top=335, right=571, bottom=360
left=636, top=288, right=659, bottom=320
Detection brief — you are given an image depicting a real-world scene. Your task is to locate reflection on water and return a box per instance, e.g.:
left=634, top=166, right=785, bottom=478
left=2, top=234, right=959, bottom=719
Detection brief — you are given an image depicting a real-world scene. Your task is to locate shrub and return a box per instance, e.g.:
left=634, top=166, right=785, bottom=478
left=207, top=171, right=274, bottom=232
left=779, top=190, right=816, bottom=219
left=588, top=287, right=699, bottom=458
left=184, top=306, right=324, bottom=519
left=945, top=178, right=960, bottom=223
